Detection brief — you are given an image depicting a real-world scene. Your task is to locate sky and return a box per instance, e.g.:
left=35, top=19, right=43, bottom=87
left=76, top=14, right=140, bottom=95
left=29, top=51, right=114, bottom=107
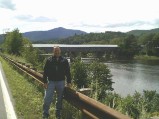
left=0, top=0, right=159, bottom=34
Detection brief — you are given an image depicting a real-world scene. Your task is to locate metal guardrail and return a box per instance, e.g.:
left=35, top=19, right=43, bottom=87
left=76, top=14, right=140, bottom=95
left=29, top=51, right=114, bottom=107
left=64, top=87, right=130, bottom=119
left=1, top=54, right=130, bottom=119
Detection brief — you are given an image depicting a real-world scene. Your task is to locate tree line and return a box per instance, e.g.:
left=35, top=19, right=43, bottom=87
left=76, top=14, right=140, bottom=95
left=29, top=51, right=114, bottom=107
left=2, top=28, right=159, bottom=60
left=45, top=30, right=159, bottom=59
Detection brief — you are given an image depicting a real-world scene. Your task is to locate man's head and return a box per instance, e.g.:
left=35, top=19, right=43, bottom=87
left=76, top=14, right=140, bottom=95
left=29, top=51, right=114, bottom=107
left=53, top=46, right=61, bottom=58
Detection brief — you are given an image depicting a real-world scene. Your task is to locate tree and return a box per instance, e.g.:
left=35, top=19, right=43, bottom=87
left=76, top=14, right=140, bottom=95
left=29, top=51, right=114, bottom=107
left=71, top=59, right=88, bottom=88
left=88, top=61, right=113, bottom=101
left=151, top=33, right=159, bottom=56
left=137, top=33, right=159, bottom=56
left=22, top=42, right=40, bottom=67
left=3, top=29, right=23, bottom=55
left=118, top=35, right=139, bottom=59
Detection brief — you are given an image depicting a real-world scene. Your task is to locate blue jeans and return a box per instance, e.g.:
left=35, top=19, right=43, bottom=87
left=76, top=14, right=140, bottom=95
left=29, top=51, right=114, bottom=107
left=43, top=80, right=65, bottom=118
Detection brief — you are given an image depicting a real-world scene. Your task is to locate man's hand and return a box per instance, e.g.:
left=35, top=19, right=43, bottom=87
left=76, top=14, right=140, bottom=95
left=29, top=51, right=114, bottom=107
left=43, top=83, right=48, bottom=89
left=66, top=83, right=71, bottom=88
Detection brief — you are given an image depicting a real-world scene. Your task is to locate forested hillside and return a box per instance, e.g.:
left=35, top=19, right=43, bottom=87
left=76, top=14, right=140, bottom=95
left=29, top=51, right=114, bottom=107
left=53, top=29, right=159, bottom=58
left=22, top=27, right=87, bottom=41
left=127, top=28, right=159, bottom=36
left=0, top=27, right=87, bottom=43
left=57, top=31, right=126, bottom=44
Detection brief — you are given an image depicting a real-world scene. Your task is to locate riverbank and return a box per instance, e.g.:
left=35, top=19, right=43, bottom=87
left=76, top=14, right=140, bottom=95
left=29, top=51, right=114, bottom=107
left=134, top=55, right=159, bottom=60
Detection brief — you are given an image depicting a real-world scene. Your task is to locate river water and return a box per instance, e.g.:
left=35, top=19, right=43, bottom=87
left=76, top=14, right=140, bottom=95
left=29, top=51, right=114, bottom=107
left=105, top=60, right=159, bottom=97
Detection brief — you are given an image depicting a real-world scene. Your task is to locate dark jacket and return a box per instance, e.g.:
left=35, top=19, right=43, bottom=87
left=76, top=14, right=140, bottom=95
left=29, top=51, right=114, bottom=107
left=43, top=56, right=71, bottom=84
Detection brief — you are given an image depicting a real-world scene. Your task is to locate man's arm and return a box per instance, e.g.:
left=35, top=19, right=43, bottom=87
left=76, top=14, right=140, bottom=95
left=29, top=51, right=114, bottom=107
left=65, top=59, right=71, bottom=87
left=43, top=59, right=49, bottom=88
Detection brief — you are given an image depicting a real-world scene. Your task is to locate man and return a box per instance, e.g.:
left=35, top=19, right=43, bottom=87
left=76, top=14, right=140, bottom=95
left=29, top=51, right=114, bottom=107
left=43, top=46, right=71, bottom=119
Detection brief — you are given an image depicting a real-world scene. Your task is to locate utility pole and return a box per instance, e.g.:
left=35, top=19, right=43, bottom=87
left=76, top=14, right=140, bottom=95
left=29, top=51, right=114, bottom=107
left=2, top=28, right=10, bottom=41
left=3, top=28, right=10, bottom=34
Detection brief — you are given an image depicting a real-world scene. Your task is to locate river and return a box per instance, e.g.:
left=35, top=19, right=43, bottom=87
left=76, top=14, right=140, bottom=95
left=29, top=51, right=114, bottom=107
left=105, top=60, right=159, bottom=97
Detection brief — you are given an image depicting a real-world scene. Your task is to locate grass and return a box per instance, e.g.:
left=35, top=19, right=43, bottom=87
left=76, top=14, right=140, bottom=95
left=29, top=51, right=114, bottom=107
left=4, top=53, right=45, bottom=71
left=134, top=55, right=159, bottom=60
left=0, top=57, right=49, bottom=118
left=0, top=56, right=82, bottom=119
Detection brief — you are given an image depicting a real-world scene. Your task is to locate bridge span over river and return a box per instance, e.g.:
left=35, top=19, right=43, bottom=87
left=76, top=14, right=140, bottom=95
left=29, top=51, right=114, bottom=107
left=32, top=44, right=118, bottom=52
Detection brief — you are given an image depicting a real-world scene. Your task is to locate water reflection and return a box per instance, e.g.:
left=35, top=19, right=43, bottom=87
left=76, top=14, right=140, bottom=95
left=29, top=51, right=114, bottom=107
left=105, top=60, right=159, bottom=97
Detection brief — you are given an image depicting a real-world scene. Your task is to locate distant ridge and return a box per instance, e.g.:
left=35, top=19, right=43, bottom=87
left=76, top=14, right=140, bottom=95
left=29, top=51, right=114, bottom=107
left=1, top=27, right=159, bottom=43
left=127, top=28, right=159, bottom=36
left=22, top=27, right=87, bottom=41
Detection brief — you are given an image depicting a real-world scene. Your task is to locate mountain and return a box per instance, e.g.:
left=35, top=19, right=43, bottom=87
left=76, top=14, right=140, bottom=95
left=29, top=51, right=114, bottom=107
left=1, top=27, right=159, bottom=43
left=127, top=28, right=159, bottom=36
left=22, top=27, right=87, bottom=41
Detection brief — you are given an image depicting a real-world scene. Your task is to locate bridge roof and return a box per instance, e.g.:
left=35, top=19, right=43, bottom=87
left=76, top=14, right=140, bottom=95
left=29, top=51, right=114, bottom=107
left=32, top=44, right=118, bottom=48
left=32, top=44, right=118, bottom=52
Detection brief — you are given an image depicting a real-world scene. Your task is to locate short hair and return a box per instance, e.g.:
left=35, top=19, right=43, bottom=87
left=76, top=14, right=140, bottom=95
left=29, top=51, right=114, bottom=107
left=53, top=46, right=61, bottom=52
left=53, top=46, right=60, bottom=49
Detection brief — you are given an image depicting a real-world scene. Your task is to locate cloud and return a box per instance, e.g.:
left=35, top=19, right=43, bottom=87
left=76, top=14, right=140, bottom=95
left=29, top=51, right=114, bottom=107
left=154, top=19, right=159, bottom=26
left=15, top=15, right=57, bottom=22
left=0, top=0, right=16, bottom=10
left=74, top=20, right=157, bottom=29
left=32, top=16, right=57, bottom=22
left=105, top=21, right=154, bottom=28
left=80, top=23, right=102, bottom=28
left=71, top=22, right=103, bottom=28
left=68, top=20, right=159, bottom=33
left=15, top=15, right=32, bottom=20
